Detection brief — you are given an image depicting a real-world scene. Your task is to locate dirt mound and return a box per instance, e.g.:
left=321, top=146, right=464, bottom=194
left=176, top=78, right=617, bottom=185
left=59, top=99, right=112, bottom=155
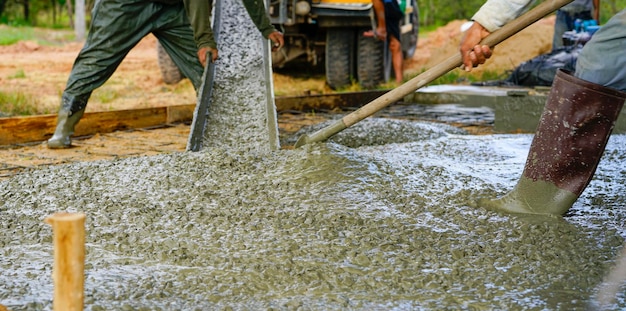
left=405, top=16, right=556, bottom=78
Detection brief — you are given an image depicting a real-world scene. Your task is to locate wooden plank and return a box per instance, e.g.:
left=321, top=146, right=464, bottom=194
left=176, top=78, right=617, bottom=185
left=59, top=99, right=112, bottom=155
left=76, top=107, right=167, bottom=135
left=167, top=104, right=195, bottom=124
left=0, top=105, right=195, bottom=146
left=0, top=91, right=391, bottom=146
left=0, top=114, right=57, bottom=145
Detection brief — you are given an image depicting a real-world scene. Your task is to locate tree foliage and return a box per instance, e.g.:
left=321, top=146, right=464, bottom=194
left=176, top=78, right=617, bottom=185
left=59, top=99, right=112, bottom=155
left=0, top=0, right=624, bottom=27
left=0, top=0, right=93, bottom=26
left=418, top=0, right=625, bottom=27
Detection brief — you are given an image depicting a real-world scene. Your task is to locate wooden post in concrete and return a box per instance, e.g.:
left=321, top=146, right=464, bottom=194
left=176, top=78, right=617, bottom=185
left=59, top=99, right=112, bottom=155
left=45, top=212, right=86, bottom=311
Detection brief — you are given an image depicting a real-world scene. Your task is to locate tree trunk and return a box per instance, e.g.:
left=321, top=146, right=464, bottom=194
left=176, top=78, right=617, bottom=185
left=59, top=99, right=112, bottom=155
left=67, top=0, right=75, bottom=29
left=51, top=0, right=57, bottom=25
left=23, top=0, right=30, bottom=22
left=75, top=0, right=85, bottom=40
left=0, top=0, right=7, bottom=19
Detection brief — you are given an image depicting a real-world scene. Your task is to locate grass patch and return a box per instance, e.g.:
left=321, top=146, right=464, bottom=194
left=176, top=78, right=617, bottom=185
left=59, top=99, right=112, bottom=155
left=8, top=69, right=26, bottom=79
left=406, top=68, right=510, bottom=86
left=0, top=25, right=75, bottom=46
left=0, top=26, right=34, bottom=45
left=92, top=87, right=120, bottom=104
left=0, top=90, right=46, bottom=116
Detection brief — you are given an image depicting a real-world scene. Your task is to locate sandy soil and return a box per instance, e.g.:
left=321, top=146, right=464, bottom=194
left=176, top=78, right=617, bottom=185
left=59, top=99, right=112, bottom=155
left=406, top=16, right=556, bottom=77
left=0, top=17, right=555, bottom=113
left=0, top=18, right=555, bottom=179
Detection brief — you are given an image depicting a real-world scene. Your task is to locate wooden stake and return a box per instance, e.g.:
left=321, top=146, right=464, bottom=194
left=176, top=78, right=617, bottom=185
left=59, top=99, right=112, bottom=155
left=45, top=212, right=86, bottom=311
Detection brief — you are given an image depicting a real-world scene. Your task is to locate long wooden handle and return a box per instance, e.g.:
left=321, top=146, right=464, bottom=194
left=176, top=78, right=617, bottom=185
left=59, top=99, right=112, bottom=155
left=343, top=0, right=573, bottom=127
left=295, top=0, right=573, bottom=148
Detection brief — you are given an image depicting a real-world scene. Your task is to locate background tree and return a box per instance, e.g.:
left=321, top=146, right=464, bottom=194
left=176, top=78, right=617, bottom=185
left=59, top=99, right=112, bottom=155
left=0, top=0, right=8, bottom=20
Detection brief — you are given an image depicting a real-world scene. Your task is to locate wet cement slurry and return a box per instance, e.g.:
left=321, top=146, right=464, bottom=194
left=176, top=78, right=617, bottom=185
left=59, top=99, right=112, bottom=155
left=199, top=0, right=278, bottom=152
left=2, top=0, right=626, bottom=309
left=1, top=120, right=625, bottom=310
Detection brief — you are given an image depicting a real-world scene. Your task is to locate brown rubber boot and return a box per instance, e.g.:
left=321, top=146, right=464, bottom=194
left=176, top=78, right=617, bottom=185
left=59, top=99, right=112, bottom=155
left=480, top=69, right=626, bottom=216
left=47, top=94, right=88, bottom=149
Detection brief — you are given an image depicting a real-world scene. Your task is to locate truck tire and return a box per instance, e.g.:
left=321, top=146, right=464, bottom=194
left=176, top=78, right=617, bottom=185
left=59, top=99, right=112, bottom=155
left=156, top=41, right=184, bottom=85
left=356, top=31, right=385, bottom=89
left=325, top=28, right=355, bottom=90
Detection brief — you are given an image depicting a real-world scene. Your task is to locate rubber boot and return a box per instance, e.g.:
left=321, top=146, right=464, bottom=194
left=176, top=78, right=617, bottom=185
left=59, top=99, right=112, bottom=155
left=480, top=69, right=626, bottom=216
left=47, top=94, right=88, bottom=149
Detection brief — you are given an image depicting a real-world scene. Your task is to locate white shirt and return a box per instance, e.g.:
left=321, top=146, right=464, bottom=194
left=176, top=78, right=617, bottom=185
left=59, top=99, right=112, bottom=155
left=471, top=0, right=534, bottom=32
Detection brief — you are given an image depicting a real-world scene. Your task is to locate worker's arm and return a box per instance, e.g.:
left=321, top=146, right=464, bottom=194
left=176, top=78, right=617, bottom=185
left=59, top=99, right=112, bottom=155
left=183, top=0, right=217, bottom=50
left=593, top=0, right=600, bottom=22
left=471, top=0, right=534, bottom=32
left=242, top=0, right=285, bottom=50
left=183, top=0, right=218, bottom=66
left=460, top=0, right=533, bottom=71
left=372, top=0, right=387, bottom=39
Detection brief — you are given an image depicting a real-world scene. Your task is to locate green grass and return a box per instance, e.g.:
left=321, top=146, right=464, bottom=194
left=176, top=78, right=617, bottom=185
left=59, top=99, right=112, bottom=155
left=0, top=25, right=75, bottom=46
left=8, top=69, right=26, bottom=79
left=406, top=68, right=510, bottom=86
left=0, top=90, right=46, bottom=116
left=92, top=87, right=121, bottom=104
left=0, top=26, right=34, bottom=45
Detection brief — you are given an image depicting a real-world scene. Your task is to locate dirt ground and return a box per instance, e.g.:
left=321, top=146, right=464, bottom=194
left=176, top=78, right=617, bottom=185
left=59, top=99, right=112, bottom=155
left=0, top=17, right=555, bottom=179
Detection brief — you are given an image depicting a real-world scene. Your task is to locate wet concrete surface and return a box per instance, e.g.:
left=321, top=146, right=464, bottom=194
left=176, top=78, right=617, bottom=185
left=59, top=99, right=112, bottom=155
left=0, top=104, right=491, bottom=181
left=2, top=0, right=625, bottom=308
left=1, top=121, right=625, bottom=310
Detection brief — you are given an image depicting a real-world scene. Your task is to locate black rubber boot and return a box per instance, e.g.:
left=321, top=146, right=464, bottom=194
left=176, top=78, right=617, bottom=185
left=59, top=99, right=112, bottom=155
left=480, top=69, right=626, bottom=216
left=47, top=94, right=89, bottom=149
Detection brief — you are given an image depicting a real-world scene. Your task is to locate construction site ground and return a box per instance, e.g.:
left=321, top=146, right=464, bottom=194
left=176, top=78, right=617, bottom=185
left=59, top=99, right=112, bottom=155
left=0, top=17, right=556, bottom=180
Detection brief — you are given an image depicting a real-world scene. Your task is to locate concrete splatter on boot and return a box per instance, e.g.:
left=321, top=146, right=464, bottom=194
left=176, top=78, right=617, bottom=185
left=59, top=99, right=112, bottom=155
left=47, top=94, right=88, bottom=149
left=480, top=69, right=626, bottom=216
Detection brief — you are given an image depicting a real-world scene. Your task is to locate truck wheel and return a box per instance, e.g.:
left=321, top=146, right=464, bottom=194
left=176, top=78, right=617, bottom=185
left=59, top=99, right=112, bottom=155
left=356, top=30, right=385, bottom=89
left=325, top=28, right=355, bottom=90
left=156, top=41, right=184, bottom=85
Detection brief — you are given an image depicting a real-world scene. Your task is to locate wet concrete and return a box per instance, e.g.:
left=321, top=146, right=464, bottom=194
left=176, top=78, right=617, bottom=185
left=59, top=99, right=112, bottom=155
left=1, top=0, right=625, bottom=309
left=409, top=85, right=626, bottom=134
left=1, top=120, right=625, bottom=310
left=199, top=0, right=278, bottom=152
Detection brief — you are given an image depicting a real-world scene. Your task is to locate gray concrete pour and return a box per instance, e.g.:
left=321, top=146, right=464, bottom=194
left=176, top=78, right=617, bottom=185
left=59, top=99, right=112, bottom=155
left=1, top=0, right=626, bottom=308
left=200, top=0, right=279, bottom=153
left=1, top=120, right=625, bottom=310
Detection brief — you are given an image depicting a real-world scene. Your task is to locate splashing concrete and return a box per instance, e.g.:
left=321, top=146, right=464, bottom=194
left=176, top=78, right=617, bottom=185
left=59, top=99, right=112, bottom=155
left=1, top=0, right=625, bottom=308
left=1, top=122, right=625, bottom=310
left=200, top=0, right=278, bottom=152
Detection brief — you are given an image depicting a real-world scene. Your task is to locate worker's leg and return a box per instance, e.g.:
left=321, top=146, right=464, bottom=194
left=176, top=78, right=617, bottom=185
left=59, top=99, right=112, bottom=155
left=389, top=35, right=403, bottom=84
left=49, top=0, right=168, bottom=148
left=575, top=9, right=626, bottom=92
left=383, top=0, right=404, bottom=84
left=152, top=2, right=205, bottom=90
left=478, top=13, right=626, bottom=216
left=478, top=69, right=625, bottom=216
left=552, top=10, right=570, bottom=50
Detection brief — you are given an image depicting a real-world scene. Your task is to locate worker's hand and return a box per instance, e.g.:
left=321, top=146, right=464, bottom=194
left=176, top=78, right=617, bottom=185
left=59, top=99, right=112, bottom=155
left=269, top=31, right=284, bottom=52
left=198, top=46, right=218, bottom=67
left=363, top=26, right=387, bottom=41
left=459, top=22, right=492, bottom=72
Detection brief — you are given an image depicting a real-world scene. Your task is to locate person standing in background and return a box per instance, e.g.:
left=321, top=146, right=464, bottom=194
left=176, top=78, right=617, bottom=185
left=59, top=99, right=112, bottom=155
left=552, top=0, right=600, bottom=50
left=365, top=0, right=405, bottom=84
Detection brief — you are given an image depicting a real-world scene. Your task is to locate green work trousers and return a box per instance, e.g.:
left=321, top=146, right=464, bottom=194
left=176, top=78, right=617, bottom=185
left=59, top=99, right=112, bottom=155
left=63, top=0, right=204, bottom=113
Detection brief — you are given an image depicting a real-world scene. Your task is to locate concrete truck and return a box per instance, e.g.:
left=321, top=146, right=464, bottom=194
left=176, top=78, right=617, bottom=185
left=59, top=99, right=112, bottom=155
left=157, top=0, right=419, bottom=90
left=267, top=0, right=418, bottom=89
